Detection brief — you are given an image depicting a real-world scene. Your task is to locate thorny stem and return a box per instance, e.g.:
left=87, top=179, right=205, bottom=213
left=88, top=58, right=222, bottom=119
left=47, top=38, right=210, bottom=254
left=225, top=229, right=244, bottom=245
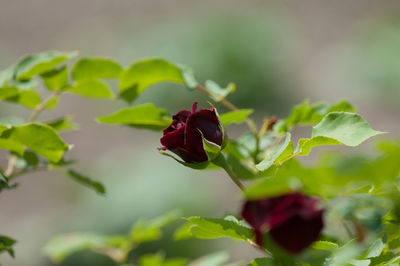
left=3, top=90, right=62, bottom=178
left=212, top=153, right=245, bottom=192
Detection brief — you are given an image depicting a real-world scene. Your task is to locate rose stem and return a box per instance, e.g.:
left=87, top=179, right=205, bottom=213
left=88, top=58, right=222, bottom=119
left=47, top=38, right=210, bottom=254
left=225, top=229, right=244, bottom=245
left=212, top=153, right=245, bottom=192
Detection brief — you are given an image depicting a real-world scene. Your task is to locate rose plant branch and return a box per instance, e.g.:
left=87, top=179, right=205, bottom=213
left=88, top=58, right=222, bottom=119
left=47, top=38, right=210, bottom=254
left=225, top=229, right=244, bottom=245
left=212, top=153, right=245, bottom=191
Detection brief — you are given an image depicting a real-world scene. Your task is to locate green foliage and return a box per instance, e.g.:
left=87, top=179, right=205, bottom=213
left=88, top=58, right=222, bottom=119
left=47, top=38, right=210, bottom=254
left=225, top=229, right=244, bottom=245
left=181, top=216, right=253, bottom=241
left=0, top=235, right=16, bottom=258
left=1, top=52, right=397, bottom=265
left=219, top=109, right=254, bottom=126
left=204, top=80, right=236, bottom=102
left=72, top=58, right=122, bottom=81
left=0, top=123, right=69, bottom=162
left=67, top=80, right=114, bottom=98
left=14, top=51, right=78, bottom=80
left=119, top=58, right=185, bottom=103
left=97, top=103, right=172, bottom=131
left=44, top=211, right=181, bottom=264
left=66, top=170, right=106, bottom=194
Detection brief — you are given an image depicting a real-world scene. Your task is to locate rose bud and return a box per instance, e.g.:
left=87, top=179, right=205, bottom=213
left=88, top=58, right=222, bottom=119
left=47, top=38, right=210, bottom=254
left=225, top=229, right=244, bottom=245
left=160, top=102, right=223, bottom=163
left=241, top=193, right=324, bottom=254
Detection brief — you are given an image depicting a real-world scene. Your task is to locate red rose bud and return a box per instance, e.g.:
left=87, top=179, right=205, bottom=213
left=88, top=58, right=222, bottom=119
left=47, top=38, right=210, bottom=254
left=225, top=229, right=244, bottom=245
left=160, top=102, right=223, bottom=163
left=241, top=193, right=324, bottom=254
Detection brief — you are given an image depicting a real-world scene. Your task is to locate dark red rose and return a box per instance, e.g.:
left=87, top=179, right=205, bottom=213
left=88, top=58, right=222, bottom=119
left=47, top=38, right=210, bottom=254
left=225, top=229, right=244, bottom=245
left=241, top=193, right=324, bottom=254
left=160, top=102, right=223, bottom=163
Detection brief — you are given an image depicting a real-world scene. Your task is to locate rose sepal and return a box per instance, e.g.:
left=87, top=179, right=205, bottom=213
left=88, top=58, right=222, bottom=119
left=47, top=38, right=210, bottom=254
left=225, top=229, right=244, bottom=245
left=159, top=150, right=210, bottom=170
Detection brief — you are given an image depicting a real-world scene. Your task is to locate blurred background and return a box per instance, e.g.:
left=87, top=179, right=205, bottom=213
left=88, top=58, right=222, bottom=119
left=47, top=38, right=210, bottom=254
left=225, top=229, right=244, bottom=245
left=0, top=0, right=400, bottom=265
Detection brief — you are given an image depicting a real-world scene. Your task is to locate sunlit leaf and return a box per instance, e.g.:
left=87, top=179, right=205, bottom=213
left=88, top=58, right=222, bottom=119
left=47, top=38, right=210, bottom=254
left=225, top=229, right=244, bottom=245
left=67, top=80, right=114, bottom=98
left=41, top=66, right=68, bottom=91
left=204, top=80, right=235, bottom=102
left=184, top=216, right=253, bottom=241
left=130, top=210, right=181, bottom=244
left=43, top=233, right=106, bottom=263
left=219, top=109, right=254, bottom=126
left=72, top=58, right=122, bottom=81
left=1, top=123, right=69, bottom=162
left=15, top=51, right=78, bottom=80
left=45, top=116, right=78, bottom=132
left=119, top=58, right=184, bottom=103
left=97, top=103, right=172, bottom=131
left=256, top=133, right=292, bottom=171
left=5, top=90, right=41, bottom=109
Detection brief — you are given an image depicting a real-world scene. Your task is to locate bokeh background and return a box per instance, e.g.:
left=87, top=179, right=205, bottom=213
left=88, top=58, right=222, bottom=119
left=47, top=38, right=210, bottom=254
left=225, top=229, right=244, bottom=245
left=1, top=0, right=400, bottom=265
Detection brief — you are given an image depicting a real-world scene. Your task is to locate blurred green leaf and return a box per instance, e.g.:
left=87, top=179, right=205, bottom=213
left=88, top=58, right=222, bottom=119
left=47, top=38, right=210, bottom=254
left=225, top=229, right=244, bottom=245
left=5, top=90, right=41, bottom=109
left=311, top=241, right=339, bottom=251
left=0, top=235, right=16, bottom=258
left=1, top=123, right=69, bottom=162
left=72, top=58, right=122, bottom=81
left=184, top=216, right=253, bottom=241
left=0, top=66, right=14, bottom=87
left=15, top=51, right=77, bottom=80
left=281, top=100, right=356, bottom=132
left=296, top=136, right=342, bottom=156
left=139, top=252, right=187, bottom=266
left=246, top=160, right=303, bottom=199
left=226, top=154, right=257, bottom=180
left=189, top=251, right=230, bottom=266
left=44, top=96, right=59, bottom=109
left=45, top=116, right=78, bottom=132
left=43, top=232, right=106, bottom=263
left=362, top=239, right=385, bottom=259
left=312, top=112, right=384, bottom=147
left=130, top=210, right=181, bottom=244
left=41, top=66, right=68, bottom=91
left=247, top=258, right=275, bottom=266
left=0, top=86, right=19, bottom=100
left=205, top=80, right=235, bottom=102
left=67, top=170, right=105, bottom=194
left=219, top=109, right=254, bottom=126
left=173, top=223, right=195, bottom=241
left=97, top=103, right=172, bottom=131
left=67, top=80, right=114, bottom=98
left=179, top=65, right=198, bottom=90
left=22, top=151, right=39, bottom=167
left=256, top=133, right=292, bottom=171
left=119, top=58, right=184, bottom=103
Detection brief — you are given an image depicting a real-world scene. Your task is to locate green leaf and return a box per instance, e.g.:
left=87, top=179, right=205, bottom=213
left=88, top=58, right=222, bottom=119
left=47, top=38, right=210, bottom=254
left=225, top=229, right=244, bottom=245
left=185, top=216, right=253, bottom=241
left=0, top=235, right=16, bottom=258
left=97, top=103, right=172, bottom=131
left=311, top=240, right=339, bottom=251
left=130, top=210, right=181, bottom=244
left=0, top=86, right=19, bottom=100
left=226, top=154, right=257, bottom=180
left=159, top=151, right=211, bottom=170
left=219, top=109, right=254, bottom=126
left=67, top=170, right=105, bottom=194
left=22, top=151, right=39, bottom=167
left=43, top=232, right=106, bottom=263
left=119, top=58, right=184, bottom=103
left=179, top=65, right=198, bottom=90
left=67, top=80, right=114, bottom=98
left=247, top=258, right=275, bottom=266
left=1, top=123, right=69, bottom=162
left=15, top=51, right=78, bottom=80
left=72, top=58, right=122, bottom=81
left=5, top=90, right=41, bottom=109
left=44, top=96, right=59, bottom=110
left=45, top=116, right=78, bottom=132
left=245, top=160, right=303, bottom=199
left=189, top=252, right=230, bottom=266
left=41, top=66, right=68, bottom=91
left=283, top=100, right=356, bottom=131
left=139, top=252, right=187, bottom=266
left=312, top=112, right=385, bottom=147
left=256, top=133, right=292, bottom=171
left=295, top=136, right=342, bottom=156
left=0, top=66, right=15, bottom=87
left=363, top=239, right=385, bottom=258
left=204, top=80, right=235, bottom=102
